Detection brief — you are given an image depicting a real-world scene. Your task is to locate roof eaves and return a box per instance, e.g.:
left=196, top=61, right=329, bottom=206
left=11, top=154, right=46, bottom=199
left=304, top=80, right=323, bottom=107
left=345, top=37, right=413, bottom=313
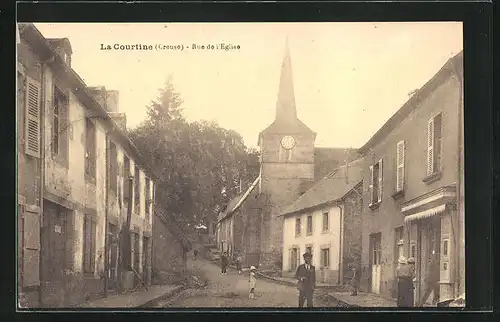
left=23, top=24, right=159, bottom=182
left=357, top=53, right=461, bottom=155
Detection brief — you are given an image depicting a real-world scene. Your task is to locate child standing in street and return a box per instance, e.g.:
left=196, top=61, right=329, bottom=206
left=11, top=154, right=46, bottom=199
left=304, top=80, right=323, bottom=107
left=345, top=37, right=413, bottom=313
left=248, top=266, right=257, bottom=299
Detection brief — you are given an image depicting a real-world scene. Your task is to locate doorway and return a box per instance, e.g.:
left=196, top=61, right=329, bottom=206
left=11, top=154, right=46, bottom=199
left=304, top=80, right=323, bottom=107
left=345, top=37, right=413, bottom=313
left=369, top=232, right=382, bottom=294
left=418, top=216, right=441, bottom=305
left=107, top=223, right=119, bottom=290
left=41, top=201, right=68, bottom=282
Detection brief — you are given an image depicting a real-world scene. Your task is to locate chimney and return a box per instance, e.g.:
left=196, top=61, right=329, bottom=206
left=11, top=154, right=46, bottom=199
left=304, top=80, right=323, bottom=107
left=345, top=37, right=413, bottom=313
left=47, top=38, right=73, bottom=68
left=88, top=86, right=120, bottom=113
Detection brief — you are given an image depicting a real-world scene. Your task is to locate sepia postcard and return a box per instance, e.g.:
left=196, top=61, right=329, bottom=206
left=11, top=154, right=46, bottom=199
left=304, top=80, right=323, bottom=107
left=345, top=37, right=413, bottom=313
left=16, top=21, right=465, bottom=310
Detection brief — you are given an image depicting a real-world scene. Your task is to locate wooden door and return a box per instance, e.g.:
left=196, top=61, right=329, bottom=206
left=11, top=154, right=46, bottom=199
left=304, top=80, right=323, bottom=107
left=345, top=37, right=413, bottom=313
left=370, top=233, right=382, bottom=294
left=41, top=202, right=67, bottom=282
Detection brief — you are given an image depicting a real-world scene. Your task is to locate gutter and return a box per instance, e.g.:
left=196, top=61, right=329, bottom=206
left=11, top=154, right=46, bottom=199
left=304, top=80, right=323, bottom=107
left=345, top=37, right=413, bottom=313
left=338, top=204, right=344, bottom=285
left=104, top=131, right=109, bottom=298
left=452, top=58, right=463, bottom=298
left=38, top=55, right=54, bottom=305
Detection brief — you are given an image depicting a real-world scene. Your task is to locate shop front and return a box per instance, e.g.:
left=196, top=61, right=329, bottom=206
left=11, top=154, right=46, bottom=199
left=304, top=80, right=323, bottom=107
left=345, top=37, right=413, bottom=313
left=402, top=185, right=458, bottom=306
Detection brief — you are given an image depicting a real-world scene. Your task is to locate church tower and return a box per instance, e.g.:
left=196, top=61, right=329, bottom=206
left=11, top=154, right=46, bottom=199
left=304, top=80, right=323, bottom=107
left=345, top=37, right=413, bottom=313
left=258, top=39, right=316, bottom=268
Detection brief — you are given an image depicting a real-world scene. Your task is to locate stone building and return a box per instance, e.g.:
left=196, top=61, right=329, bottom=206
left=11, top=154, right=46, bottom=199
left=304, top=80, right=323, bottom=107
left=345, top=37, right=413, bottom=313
left=358, top=51, right=464, bottom=305
left=17, top=23, right=156, bottom=307
left=279, top=160, right=363, bottom=284
left=216, top=41, right=356, bottom=269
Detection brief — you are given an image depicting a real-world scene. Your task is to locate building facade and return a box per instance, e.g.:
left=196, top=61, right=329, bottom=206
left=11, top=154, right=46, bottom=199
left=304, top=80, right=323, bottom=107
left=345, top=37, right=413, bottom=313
left=17, top=24, right=155, bottom=308
left=358, top=51, right=464, bottom=305
left=280, top=161, right=363, bottom=284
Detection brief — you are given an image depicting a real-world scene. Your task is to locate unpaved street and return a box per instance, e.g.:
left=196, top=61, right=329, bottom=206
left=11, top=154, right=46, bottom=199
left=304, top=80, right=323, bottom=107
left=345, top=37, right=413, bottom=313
left=158, top=259, right=341, bottom=308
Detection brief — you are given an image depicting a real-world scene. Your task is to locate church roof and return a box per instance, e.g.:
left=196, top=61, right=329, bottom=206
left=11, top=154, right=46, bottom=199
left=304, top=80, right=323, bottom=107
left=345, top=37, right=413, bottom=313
left=314, top=147, right=359, bottom=181
left=218, top=176, right=261, bottom=222
left=280, top=157, right=364, bottom=217
left=258, top=39, right=315, bottom=145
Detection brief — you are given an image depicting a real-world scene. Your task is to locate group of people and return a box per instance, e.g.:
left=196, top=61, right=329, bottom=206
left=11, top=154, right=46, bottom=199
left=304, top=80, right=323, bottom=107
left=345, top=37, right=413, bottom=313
left=219, top=252, right=256, bottom=299
left=205, top=249, right=439, bottom=308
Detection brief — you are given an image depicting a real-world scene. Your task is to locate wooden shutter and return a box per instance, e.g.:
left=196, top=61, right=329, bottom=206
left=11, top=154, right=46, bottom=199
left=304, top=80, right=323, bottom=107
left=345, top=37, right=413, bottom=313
left=427, top=118, right=435, bottom=176
left=396, top=141, right=405, bottom=192
left=368, top=165, right=374, bottom=205
left=377, top=159, right=383, bottom=203
left=288, top=249, right=293, bottom=271
left=25, top=77, right=41, bottom=157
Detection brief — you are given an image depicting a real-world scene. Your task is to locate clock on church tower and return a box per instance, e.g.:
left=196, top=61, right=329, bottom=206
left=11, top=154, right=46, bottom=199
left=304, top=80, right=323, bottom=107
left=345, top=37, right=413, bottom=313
left=281, top=135, right=296, bottom=150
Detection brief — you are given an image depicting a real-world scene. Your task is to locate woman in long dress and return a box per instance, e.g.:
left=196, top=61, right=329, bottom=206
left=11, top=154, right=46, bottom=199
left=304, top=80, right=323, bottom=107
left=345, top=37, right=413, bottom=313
left=396, top=256, right=415, bottom=307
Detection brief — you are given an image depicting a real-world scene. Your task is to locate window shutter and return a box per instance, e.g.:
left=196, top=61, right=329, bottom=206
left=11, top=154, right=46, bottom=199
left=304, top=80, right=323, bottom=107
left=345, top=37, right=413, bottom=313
left=377, top=159, right=383, bottom=203
left=369, top=165, right=374, bottom=205
left=396, top=141, right=405, bottom=192
left=25, top=77, right=41, bottom=157
left=427, top=118, right=435, bottom=176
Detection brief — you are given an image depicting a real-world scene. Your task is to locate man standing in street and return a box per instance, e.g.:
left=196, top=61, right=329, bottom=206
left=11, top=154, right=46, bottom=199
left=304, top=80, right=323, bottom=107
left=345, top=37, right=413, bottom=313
left=295, top=252, right=316, bottom=308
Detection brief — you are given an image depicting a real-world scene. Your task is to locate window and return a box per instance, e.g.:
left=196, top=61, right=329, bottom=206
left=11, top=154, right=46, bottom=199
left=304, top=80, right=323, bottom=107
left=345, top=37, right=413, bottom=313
left=52, top=95, right=59, bottom=155
left=321, top=248, right=330, bottom=268
left=443, top=239, right=449, bottom=257
left=82, top=214, right=96, bottom=274
left=51, top=87, right=68, bottom=160
left=322, top=212, right=329, bottom=231
left=410, top=244, right=416, bottom=258
left=369, top=159, right=383, bottom=206
left=145, top=177, right=151, bottom=219
left=24, top=76, right=41, bottom=158
left=395, top=226, right=404, bottom=261
left=84, top=118, right=96, bottom=180
left=427, top=113, right=443, bottom=176
left=295, top=218, right=301, bottom=236
left=290, top=247, right=299, bottom=271
left=134, top=166, right=140, bottom=214
left=130, top=232, right=141, bottom=271
left=109, top=141, right=118, bottom=192
left=279, top=145, right=293, bottom=162
left=123, top=156, right=130, bottom=200
left=306, top=246, right=312, bottom=254
left=370, top=233, right=382, bottom=265
left=307, top=215, right=313, bottom=235
left=396, top=140, right=406, bottom=192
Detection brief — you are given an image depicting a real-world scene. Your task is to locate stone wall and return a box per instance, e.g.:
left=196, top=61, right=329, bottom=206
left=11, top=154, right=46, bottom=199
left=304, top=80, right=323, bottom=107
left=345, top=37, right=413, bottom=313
left=152, top=213, right=187, bottom=285
left=341, top=184, right=363, bottom=284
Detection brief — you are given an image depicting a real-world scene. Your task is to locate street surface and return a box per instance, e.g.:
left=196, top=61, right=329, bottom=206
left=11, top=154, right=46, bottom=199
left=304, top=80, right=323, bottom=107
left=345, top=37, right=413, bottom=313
left=158, top=259, right=340, bottom=308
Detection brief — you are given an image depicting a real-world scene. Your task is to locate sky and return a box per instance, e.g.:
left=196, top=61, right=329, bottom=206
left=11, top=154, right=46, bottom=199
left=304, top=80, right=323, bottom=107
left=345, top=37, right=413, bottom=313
left=33, top=22, right=463, bottom=149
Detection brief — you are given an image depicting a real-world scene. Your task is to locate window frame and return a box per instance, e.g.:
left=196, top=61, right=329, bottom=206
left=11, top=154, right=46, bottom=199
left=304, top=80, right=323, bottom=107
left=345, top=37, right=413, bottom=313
left=320, top=247, right=330, bottom=269
left=82, top=214, right=96, bottom=274
left=84, top=118, right=97, bottom=181
left=322, top=211, right=329, bottom=232
left=306, top=215, right=313, bottom=236
left=295, top=217, right=301, bottom=237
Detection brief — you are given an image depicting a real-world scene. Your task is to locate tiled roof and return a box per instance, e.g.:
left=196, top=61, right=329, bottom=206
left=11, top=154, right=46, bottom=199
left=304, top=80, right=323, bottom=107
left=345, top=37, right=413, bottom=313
left=281, top=157, right=364, bottom=216
left=218, top=176, right=260, bottom=222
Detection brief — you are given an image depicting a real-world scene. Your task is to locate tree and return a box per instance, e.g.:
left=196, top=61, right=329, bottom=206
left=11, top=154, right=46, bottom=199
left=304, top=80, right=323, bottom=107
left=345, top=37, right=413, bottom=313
left=129, top=77, right=260, bottom=230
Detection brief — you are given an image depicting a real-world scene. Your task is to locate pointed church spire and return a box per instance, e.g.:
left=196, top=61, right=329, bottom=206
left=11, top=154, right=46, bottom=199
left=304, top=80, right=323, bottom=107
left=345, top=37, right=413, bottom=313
left=275, top=38, right=297, bottom=124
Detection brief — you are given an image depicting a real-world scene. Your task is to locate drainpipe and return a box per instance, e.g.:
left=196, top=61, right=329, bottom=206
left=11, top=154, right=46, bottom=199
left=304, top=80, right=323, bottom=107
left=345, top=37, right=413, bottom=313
left=104, top=131, right=109, bottom=298
left=38, top=55, right=53, bottom=306
left=452, top=59, right=463, bottom=298
left=338, top=204, right=344, bottom=285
